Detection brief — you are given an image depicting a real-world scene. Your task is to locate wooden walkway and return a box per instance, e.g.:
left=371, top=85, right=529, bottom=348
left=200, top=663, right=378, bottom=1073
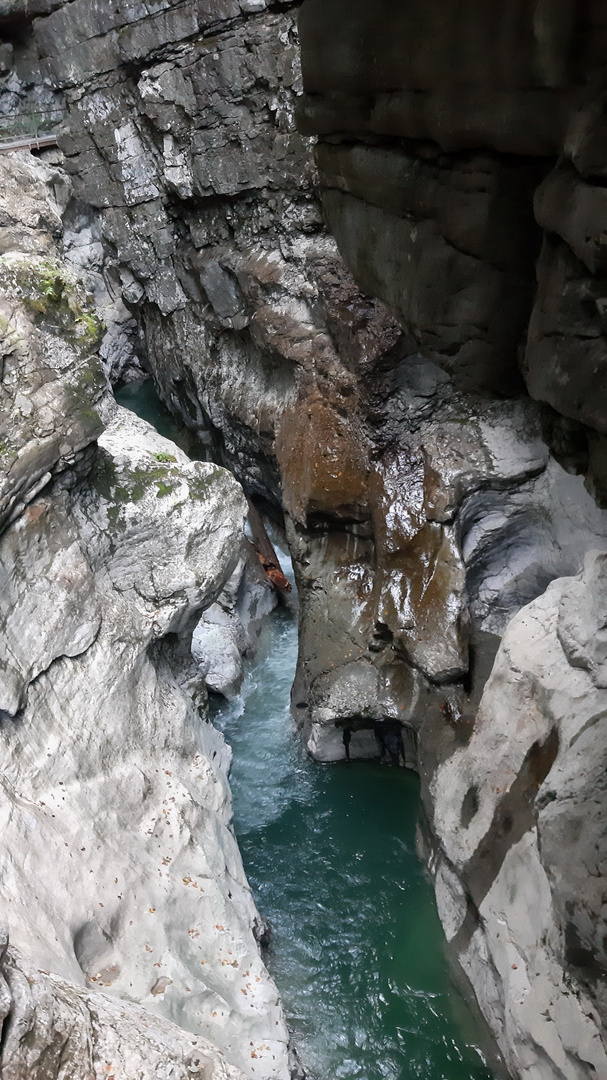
left=0, top=133, right=59, bottom=153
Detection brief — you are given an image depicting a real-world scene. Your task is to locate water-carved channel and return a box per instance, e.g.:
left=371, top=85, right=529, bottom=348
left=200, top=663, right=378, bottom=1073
left=117, top=381, right=494, bottom=1080
left=212, top=598, right=493, bottom=1080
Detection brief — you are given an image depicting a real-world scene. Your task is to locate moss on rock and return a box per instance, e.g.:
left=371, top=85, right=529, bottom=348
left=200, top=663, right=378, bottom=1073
left=0, top=253, right=104, bottom=354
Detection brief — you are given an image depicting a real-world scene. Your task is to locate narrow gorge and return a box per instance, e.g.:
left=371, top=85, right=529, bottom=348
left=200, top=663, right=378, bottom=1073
left=0, top=2, right=606, bottom=1079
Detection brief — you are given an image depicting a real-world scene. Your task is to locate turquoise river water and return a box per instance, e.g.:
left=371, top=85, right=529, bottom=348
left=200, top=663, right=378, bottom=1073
left=116, top=381, right=495, bottom=1080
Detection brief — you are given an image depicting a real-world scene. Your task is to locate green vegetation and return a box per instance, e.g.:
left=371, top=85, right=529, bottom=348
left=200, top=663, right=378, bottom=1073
left=92, top=448, right=181, bottom=509
left=0, top=254, right=104, bottom=353
left=154, top=451, right=177, bottom=463
left=63, top=361, right=106, bottom=436
left=188, top=467, right=224, bottom=500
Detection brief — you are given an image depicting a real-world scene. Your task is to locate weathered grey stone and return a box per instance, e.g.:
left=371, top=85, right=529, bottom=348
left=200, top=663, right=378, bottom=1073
left=313, top=141, right=544, bottom=393
left=23, top=8, right=607, bottom=1078
left=319, top=186, right=531, bottom=395
left=0, top=937, right=248, bottom=1080
left=534, top=158, right=607, bottom=275
left=297, top=1, right=607, bottom=444
left=0, top=17, right=65, bottom=139
left=0, top=0, right=66, bottom=20
left=192, top=539, right=278, bottom=698
left=279, top=352, right=607, bottom=763
left=0, top=404, right=291, bottom=1080
left=0, top=154, right=106, bottom=535
left=524, top=234, right=607, bottom=435
left=0, top=154, right=291, bottom=1077
left=429, top=553, right=607, bottom=1079
left=460, top=458, right=607, bottom=636
left=556, top=549, right=607, bottom=687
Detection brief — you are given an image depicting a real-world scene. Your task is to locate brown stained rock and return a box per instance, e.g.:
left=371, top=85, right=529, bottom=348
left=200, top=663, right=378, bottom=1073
left=276, top=387, right=369, bottom=526
left=32, top=0, right=607, bottom=784
left=306, top=251, right=404, bottom=376
left=294, top=525, right=374, bottom=660
left=249, top=307, right=335, bottom=369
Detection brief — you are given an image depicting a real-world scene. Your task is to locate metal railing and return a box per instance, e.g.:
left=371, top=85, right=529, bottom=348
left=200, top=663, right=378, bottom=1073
left=0, top=131, right=60, bottom=152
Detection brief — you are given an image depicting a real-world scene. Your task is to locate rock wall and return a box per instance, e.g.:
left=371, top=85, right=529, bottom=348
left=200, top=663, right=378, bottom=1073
left=427, top=553, right=607, bottom=1079
left=0, top=151, right=290, bottom=1080
left=298, top=0, right=607, bottom=497
left=30, top=0, right=607, bottom=770
left=4, top=2, right=607, bottom=1078
left=296, top=3, right=607, bottom=1077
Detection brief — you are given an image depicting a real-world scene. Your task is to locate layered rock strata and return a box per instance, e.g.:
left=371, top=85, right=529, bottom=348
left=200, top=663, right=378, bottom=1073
left=31, top=0, right=607, bottom=768
left=0, top=403, right=288, bottom=1080
left=298, top=0, right=607, bottom=496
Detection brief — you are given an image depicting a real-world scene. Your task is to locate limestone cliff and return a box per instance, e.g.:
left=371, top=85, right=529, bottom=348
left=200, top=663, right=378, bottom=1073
left=427, top=553, right=607, bottom=1079
left=0, top=150, right=290, bottom=1080
left=28, top=0, right=607, bottom=774
left=297, top=0, right=607, bottom=496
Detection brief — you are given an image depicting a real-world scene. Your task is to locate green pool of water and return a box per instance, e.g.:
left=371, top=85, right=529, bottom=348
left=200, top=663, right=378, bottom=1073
left=211, top=604, right=494, bottom=1080
left=115, top=378, right=201, bottom=456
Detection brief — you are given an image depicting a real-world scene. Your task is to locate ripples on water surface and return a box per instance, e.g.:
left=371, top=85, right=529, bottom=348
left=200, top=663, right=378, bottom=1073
left=212, top=605, right=494, bottom=1080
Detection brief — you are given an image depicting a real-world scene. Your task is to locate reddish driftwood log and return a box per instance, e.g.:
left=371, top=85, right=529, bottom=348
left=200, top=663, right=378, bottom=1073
left=247, top=497, right=292, bottom=593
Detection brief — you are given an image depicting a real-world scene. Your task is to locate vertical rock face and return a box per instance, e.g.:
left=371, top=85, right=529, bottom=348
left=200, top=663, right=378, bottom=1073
left=8, top=2, right=607, bottom=1078
left=34, top=0, right=317, bottom=507
left=296, top=3, right=607, bottom=1077
left=428, top=554, right=607, bottom=1080
left=298, top=0, right=607, bottom=493
left=0, top=151, right=290, bottom=1080
left=0, top=151, right=105, bottom=535
left=0, top=405, right=290, bottom=1080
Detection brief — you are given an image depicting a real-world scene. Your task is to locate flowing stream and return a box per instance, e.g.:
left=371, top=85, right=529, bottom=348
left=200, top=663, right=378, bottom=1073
left=116, top=380, right=495, bottom=1080
left=211, top=602, right=493, bottom=1080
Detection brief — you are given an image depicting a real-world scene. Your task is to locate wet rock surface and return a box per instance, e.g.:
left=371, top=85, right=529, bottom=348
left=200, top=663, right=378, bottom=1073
left=33, top=0, right=607, bottom=772
left=296, top=7, right=607, bottom=1075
